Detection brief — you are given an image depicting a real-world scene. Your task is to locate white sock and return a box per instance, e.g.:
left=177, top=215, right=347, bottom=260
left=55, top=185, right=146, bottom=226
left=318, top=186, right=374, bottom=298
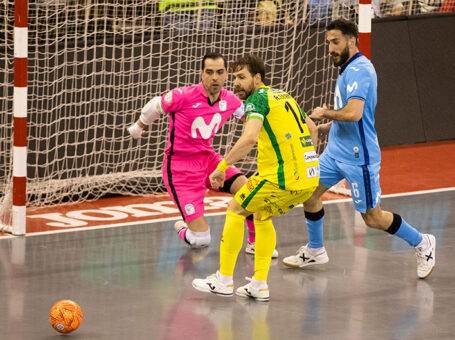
left=416, top=235, right=429, bottom=251
left=186, top=229, right=209, bottom=242
left=308, top=246, right=325, bottom=256
left=251, top=278, right=268, bottom=289
left=217, top=271, right=233, bottom=285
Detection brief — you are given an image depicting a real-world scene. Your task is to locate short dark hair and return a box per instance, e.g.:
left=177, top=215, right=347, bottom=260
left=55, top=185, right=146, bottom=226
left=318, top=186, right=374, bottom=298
left=326, top=19, right=358, bottom=46
left=231, top=54, right=266, bottom=83
left=201, top=52, right=227, bottom=70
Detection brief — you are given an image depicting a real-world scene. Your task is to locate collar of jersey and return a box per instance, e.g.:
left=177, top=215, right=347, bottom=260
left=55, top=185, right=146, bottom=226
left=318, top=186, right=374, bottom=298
left=197, top=81, right=226, bottom=105
left=255, top=85, right=269, bottom=93
left=339, top=52, right=363, bottom=75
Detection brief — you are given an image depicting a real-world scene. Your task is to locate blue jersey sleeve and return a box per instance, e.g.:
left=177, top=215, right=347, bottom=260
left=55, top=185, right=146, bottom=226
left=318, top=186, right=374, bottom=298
left=344, top=66, right=372, bottom=102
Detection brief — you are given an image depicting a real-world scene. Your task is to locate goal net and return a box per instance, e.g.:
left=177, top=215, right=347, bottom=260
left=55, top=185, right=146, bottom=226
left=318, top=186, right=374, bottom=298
left=1, top=1, right=357, bottom=232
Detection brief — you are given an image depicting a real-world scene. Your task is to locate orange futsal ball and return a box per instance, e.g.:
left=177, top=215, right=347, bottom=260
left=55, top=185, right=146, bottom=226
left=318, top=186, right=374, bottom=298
left=49, top=300, right=83, bottom=334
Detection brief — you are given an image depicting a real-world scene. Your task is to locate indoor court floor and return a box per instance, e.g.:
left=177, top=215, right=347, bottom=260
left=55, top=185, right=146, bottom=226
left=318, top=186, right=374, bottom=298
left=1, top=141, right=455, bottom=339
left=0, top=189, right=454, bottom=340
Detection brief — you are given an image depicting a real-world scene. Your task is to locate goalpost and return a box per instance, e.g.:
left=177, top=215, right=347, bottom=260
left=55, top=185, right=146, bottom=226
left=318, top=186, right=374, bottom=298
left=1, top=1, right=370, bottom=235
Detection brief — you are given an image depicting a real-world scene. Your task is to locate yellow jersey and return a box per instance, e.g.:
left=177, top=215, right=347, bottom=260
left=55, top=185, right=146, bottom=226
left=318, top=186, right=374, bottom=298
left=245, top=86, right=319, bottom=190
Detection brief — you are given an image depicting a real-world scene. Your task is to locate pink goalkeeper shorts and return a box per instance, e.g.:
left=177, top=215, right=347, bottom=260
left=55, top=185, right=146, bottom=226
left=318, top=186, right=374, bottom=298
left=162, top=151, right=242, bottom=222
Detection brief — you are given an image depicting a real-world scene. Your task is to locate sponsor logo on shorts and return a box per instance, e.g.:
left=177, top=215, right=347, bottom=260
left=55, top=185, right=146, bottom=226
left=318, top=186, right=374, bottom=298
left=164, top=91, right=173, bottom=103
left=306, top=165, right=320, bottom=178
left=185, top=204, right=195, bottom=216
left=219, top=100, right=227, bottom=111
left=355, top=200, right=362, bottom=204
left=304, top=151, right=318, bottom=163
left=247, top=178, right=258, bottom=192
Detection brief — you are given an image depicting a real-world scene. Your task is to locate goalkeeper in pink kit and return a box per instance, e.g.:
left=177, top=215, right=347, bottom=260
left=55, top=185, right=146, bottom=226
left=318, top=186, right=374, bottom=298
left=128, top=52, right=277, bottom=256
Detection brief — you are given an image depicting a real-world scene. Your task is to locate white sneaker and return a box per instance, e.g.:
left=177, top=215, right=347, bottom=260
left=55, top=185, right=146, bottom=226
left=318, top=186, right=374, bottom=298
left=415, top=234, right=436, bottom=279
left=192, top=271, right=234, bottom=296
left=236, top=278, right=270, bottom=302
left=282, top=244, right=329, bottom=268
left=245, top=241, right=279, bottom=259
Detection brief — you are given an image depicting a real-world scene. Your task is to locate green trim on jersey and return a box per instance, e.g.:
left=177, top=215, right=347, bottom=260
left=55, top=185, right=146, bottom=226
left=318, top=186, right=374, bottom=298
left=247, top=113, right=265, bottom=122
left=245, top=86, right=270, bottom=121
left=245, top=85, right=319, bottom=190
left=245, top=87, right=285, bottom=188
left=263, top=118, right=285, bottom=189
left=298, top=105, right=308, bottom=119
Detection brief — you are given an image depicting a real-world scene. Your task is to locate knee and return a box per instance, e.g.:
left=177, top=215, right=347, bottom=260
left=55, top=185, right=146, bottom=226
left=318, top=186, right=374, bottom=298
left=362, top=212, right=383, bottom=230
left=227, top=198, right=247, bottom=215
left=303, top=195, right=320, bottom=211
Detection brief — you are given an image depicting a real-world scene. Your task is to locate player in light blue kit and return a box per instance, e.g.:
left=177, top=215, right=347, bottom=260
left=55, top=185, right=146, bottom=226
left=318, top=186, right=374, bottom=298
left=283, top=19, right=436, bottom=279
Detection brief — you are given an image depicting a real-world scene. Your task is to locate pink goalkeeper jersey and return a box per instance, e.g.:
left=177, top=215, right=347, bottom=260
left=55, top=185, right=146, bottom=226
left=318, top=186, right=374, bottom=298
left=161, top=82, right=244, bottom=157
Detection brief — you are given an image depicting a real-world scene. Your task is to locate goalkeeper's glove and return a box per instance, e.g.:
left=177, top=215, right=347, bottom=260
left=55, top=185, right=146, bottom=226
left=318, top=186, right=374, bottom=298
left=128, top=121, right=144, bottom=139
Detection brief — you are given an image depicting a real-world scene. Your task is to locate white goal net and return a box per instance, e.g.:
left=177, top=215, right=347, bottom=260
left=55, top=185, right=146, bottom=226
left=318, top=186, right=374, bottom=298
left=1, top=1, right=360, bottom=231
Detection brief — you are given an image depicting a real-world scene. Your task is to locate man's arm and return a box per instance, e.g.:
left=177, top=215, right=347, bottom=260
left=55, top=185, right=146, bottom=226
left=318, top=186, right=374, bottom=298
left=305, top=116, right=318, bottom=148
left=128, top=96, right=166, bottom=139
left=311, top=99, right=364, bottom=122
left=225, top=118, right=262, bottom=165
left=209, top=118, right=262, bottom=189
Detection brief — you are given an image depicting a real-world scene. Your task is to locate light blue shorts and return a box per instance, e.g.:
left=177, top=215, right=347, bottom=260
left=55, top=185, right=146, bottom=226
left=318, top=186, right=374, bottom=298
left=319, top=152, right=382, bottom=213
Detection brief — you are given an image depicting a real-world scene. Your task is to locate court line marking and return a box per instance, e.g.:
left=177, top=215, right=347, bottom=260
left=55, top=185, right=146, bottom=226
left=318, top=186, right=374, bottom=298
left=1, top=186, right=454, bottom=239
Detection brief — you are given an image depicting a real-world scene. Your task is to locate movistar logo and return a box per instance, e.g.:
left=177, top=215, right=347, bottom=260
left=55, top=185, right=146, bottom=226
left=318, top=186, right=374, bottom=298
left=347, top=82, right=358, bottom=93
left=191, top=114, right=222, bottom=139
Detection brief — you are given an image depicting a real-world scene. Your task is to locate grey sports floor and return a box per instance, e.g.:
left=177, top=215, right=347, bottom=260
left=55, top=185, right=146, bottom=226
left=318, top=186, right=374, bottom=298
left=0, top=190, right=454, bottom=340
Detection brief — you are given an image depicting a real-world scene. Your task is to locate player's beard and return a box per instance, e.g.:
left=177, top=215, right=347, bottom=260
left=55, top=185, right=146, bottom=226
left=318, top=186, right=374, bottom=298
left=235, top=81, right=255, bottom=100
left=331, top=45, right=350, bottom=67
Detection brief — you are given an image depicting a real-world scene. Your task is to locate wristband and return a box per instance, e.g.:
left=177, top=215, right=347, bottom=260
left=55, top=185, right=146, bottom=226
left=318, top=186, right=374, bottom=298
left=216, top=159, right=230, bottom=172
left=128, top=122, right=143, bottom=139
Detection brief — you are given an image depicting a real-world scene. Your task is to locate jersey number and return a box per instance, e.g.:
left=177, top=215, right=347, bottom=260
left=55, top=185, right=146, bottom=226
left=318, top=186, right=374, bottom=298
left=351, top=182, right=360, bottom=198
left=284, top=101, right=305, bottom=133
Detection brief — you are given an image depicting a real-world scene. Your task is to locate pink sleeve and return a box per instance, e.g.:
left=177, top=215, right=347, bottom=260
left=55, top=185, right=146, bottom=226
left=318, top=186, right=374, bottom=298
left=161, top=87, right=186, bottom=113
left=227, top=92, right=244, bottom=119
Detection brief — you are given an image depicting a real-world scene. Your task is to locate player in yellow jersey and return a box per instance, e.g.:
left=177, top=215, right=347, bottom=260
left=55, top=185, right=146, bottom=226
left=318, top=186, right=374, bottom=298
left=192, top=54, right=320, bottom=301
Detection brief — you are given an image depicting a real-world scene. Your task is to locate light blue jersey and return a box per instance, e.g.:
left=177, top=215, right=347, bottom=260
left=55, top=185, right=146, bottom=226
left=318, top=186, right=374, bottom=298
left=325, top=52, right=381, bottom=166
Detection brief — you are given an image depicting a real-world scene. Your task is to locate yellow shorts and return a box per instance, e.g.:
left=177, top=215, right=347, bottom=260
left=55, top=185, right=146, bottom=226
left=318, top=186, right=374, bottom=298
left=234, top=175, right=317, bottom=220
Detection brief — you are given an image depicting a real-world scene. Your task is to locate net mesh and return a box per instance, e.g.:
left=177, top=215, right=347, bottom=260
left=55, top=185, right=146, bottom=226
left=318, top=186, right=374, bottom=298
left=12, top=0, right=448, bottom=229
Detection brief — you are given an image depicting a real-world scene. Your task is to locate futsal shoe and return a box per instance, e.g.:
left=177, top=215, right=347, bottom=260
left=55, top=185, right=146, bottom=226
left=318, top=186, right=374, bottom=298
left=245, top=241, right=279, bottom=259
left=415, top=234, right=436, bottom=279
left=282, top=244, right=329, bottom=268
left=236, top=278, right=270, bottom=302
left=192, top=271, right=234, bottom=297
